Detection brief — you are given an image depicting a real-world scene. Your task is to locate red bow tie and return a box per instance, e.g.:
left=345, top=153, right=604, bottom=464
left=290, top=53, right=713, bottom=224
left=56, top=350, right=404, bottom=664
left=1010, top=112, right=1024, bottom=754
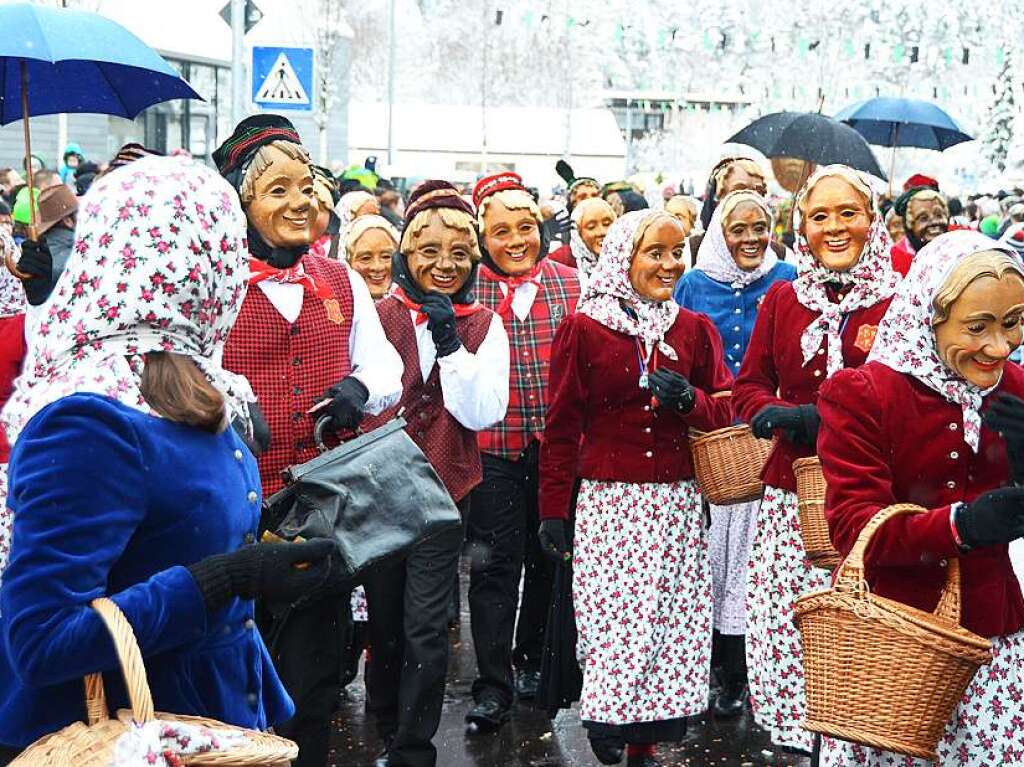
left=248, top=258, right=333, bottom=300
left=393, top=286, right=484, bottom=324
left=478, top=263, right=543, bottom=317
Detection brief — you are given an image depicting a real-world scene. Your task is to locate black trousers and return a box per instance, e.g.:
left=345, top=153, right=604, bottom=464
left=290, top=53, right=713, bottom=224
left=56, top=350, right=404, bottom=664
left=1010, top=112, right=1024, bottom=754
left=513, top=446, right=553, bottom=673
left=261, top=595, right=352, bottom=767
left=363, top=518, right=464, bottom=767
left=467, top=444, right=551, bottom=705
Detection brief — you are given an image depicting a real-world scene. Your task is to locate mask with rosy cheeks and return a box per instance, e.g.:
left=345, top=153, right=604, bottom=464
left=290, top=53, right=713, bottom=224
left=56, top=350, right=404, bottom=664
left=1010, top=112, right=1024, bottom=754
left=405, top=216, right=475, bottom=295
left=482, top=200, right=541, bottom=275
left=245, top=145, right=316, bottom=249
left=723, top=201, right=771, bottom=272
left=934, top=273, right=1024, bottom=389
left=719, top=165, right=767, bottom=197
left=907, top=197, right=949, bottom=247
left=579, top=200, right=616, bottom=256
left=801, top=176, right=872, bottom=271
left=571, top=182, right=600, bottom=208
left=351, top=228, right=397, bottom=298
left=628, top=216, right=686, bottom=301
left=664, top=198, right=696, bottom=236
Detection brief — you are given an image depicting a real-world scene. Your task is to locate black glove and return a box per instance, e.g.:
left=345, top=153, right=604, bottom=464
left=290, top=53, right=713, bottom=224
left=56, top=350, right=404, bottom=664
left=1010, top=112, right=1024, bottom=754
left=750, top=404, right=819, bottom=447
left=419, top=293, right=461, bottom=357
left=543, top=208, right=571, bottom=247
left=954, top=487, right=1024, bottom=550
left=16, top=238, right=55, bottom=306
left=984, top=393, right=1024, bottom=485
left=187, top=538, right=345, bottom=613
left=538, top=519, right=571, bottom=564
left=320, top=377, right=369, bottom=431
left=648, top=368, right=697, bottom=413
left=232, top=401, right=271, bottom=456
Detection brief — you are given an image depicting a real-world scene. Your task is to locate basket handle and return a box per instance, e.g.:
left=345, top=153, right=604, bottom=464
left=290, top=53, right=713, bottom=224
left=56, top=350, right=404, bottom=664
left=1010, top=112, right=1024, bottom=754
left=834, top=504, right=962, bottom=624
left=83, top=598, right=155, bottom=726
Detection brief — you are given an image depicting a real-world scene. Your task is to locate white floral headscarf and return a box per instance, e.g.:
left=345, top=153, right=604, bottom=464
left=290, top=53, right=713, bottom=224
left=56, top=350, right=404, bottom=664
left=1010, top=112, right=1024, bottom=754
left=695, top=190, right=778, bottom=288
left=0, top=231, right=26, bottom=318
left=578, top=209, right=680, bottom=360
left=869, top=230, right=1020, bottom=452
left=1, top=155, right=255, bottom=442
left=792, top=165, right=900, bottom=377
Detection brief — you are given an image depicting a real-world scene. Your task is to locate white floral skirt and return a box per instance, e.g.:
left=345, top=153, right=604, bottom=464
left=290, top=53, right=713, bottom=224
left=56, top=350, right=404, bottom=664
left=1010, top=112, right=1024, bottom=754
left=573, top=478, right=712, bottom=726
left=746, top=485, right=830, bottom=752
left=822, top=630, right=1024, bottom=766
left=709, top=499, right=758, bottom=635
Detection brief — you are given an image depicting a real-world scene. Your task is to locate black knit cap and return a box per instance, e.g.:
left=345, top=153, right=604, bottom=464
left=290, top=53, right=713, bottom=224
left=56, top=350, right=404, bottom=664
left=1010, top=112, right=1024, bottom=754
left=212, top=114, right=302, bottom=191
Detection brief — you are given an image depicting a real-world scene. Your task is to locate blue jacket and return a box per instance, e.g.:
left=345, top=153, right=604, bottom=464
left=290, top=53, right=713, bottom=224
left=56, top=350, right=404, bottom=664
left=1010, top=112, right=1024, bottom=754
left=0, top=394, right=294, bottom=747
left=674, top=261, right=797, bottom=376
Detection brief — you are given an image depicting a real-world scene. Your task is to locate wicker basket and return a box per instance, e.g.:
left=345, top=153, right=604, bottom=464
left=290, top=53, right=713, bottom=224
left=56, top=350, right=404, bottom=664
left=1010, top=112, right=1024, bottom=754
left=792, top=457, right=841, bottom=570
left=12, top=598, right=298, bottom=766
left=689, top=425, right=772, bottom=505
left=795, top=504, right=993, bottom=760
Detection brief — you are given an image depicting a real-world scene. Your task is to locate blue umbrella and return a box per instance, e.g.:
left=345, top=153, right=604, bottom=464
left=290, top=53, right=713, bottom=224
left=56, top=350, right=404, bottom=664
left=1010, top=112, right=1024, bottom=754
left=0, top=2, right=200, bottom=238
left=834, top=97, right=973, bottom=151
left=0, top=2, right=200, bottom=125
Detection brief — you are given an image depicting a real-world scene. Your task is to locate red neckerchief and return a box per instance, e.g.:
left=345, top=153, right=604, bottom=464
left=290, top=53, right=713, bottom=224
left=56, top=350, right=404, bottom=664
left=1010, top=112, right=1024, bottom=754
left=478, top=262, right=543, bottom=317
left=248, top=257, right=333, bottom=300
left=393, top=286, right=485, bottom=325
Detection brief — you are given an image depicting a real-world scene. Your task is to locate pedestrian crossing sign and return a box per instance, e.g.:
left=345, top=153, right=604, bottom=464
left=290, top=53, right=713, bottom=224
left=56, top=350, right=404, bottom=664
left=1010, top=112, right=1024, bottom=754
left=251, top=46, right=314, bottom=112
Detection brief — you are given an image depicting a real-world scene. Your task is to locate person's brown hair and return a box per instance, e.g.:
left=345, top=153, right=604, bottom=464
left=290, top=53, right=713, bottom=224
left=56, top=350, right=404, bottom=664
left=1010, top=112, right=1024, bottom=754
left=140, top=351, right=227, bottom=433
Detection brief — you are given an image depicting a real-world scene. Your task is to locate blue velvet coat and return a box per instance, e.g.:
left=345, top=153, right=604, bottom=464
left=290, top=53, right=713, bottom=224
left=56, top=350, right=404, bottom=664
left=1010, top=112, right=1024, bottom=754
left=673, top=261, right=797, bottom=376
left=0, top=394, right=294, bottom=748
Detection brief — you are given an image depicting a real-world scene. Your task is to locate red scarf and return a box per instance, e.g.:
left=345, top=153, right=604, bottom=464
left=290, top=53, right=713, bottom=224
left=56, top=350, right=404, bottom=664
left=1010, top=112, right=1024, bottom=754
left=393, top=286, right=485, bottom=325
left=248, top=258, right=333, bottom=299
left=478, top=262, right=543, bottom=317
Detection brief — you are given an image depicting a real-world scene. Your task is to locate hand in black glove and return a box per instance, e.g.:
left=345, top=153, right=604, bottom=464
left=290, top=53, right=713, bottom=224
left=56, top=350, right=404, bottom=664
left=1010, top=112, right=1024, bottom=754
left=749, top=404, right=820, bottom=447
left=954, top=487, right=1024, bottom=550
left=538, top=519, right=572, bottom=564
left=420, top=293, right=461, bottom=358
left=648, top=368, right=697, bottom=413
left=543, top=208, right=571, bottom=247
left=984, top=393, right=1024, bottom=485
left=188, top=538, right=346, bottom=613
left=232, top=401, right=271, bottom=456
left=16, top=238, right=55, bottom=306
left=319, top=376, right=369, bottom=431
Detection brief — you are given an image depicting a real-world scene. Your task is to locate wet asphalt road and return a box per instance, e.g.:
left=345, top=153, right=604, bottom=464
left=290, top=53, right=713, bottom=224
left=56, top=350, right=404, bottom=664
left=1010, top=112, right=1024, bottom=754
left=328, top=575, right=812, bottom=767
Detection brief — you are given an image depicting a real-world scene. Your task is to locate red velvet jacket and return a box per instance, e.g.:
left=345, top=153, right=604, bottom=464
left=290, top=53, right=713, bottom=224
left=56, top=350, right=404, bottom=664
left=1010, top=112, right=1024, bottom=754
left=0, top=313, right=25, bottom=462
left=732, top=281, right=892, bottom=492
left=539, top=309, right=734, bottom=520
left=818, top=361, right=1024, bottom=638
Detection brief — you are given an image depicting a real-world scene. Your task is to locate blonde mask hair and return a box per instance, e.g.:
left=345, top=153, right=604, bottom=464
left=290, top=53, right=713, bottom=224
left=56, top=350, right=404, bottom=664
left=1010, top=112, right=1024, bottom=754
left=933, top=249, right=1024, bottom=327
left=401, top=207, right=482, bottom=262
left=344, top=215, right=399, bottom=262
left=477, top=189, right=542, bottom=232
left=571, top=196, right=616, bottom=226
left=714, top=158, right=766, bottom=191
left=908, top=189, right=949, bottom=216
left=238, top=140, right=311, bottom=206
left=718, top=190, right=772, bottom=229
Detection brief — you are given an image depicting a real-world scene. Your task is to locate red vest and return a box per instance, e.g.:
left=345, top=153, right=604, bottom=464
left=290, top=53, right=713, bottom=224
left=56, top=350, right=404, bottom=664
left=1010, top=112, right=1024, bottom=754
left=370, top=295, right=493, bottom=502
left=224, top=256, right=354, bottom=498
left=474, top=258, right=580, bottom=459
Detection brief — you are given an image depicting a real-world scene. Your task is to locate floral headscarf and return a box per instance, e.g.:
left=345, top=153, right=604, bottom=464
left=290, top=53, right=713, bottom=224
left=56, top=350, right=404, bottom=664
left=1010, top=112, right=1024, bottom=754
left=569, top=197, right=615, bottom=278
left=694, top=190, right=778, bottom=288
left=1, top=155, right=255, bottom=443
left=792, top=164, right=900, bottom=377
left=578, top=209, right=680, bottom=359
left=0, top=232, right=26, bottom=318
left=869, top=230, right=1020, bottom=452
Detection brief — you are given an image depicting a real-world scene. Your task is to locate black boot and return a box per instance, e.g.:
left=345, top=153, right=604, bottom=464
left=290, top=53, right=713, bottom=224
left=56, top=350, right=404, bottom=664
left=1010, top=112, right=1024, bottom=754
left=588, top=734, right=625, bottom=765
left=712, top=634, right=747, bottom=718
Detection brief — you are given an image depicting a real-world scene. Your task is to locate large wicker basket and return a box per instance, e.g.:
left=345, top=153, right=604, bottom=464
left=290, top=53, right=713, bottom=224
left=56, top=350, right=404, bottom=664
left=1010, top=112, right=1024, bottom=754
left=795, top=504, right=993, bottom=760
left=13, top=598, right=298, bottom=766
left=689, top=425, right=772, bottom=505
left=792, top=457, right=841, bottom=570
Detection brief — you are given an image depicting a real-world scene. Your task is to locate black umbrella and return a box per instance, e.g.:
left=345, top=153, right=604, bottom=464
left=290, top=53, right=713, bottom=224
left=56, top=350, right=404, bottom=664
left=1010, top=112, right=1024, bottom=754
left=726, top=111, right=887, bottom=181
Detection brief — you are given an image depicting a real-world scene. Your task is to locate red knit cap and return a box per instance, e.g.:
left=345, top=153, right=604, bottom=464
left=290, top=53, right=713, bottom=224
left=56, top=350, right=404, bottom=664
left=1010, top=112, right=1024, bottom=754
left=404, top=179, right=475, bottom=222
left=903, top=173, right=940, bottom=192
left=472, top=172, right=528, bottom=209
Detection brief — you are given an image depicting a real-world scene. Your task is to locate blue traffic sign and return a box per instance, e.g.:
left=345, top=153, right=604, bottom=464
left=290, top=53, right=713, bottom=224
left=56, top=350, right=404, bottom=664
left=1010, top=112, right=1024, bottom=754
left=251, top=46, right=314, bottom=112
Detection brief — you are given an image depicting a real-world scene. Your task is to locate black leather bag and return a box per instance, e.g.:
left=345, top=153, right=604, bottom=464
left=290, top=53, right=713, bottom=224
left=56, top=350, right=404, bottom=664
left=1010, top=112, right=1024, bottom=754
left=262, top=417, right=461, bottom=581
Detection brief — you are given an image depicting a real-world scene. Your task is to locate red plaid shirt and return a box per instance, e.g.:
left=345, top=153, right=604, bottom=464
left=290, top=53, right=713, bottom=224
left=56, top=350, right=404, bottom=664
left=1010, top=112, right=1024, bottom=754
left=475, top=258, right=580, bottom=459
left=224, top=255, right=355, bottom=498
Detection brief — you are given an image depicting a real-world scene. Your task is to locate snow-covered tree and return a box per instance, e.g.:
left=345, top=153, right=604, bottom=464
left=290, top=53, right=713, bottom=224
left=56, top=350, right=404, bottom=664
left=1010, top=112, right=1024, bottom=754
left=982, top=50, right=1016, bottom=173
